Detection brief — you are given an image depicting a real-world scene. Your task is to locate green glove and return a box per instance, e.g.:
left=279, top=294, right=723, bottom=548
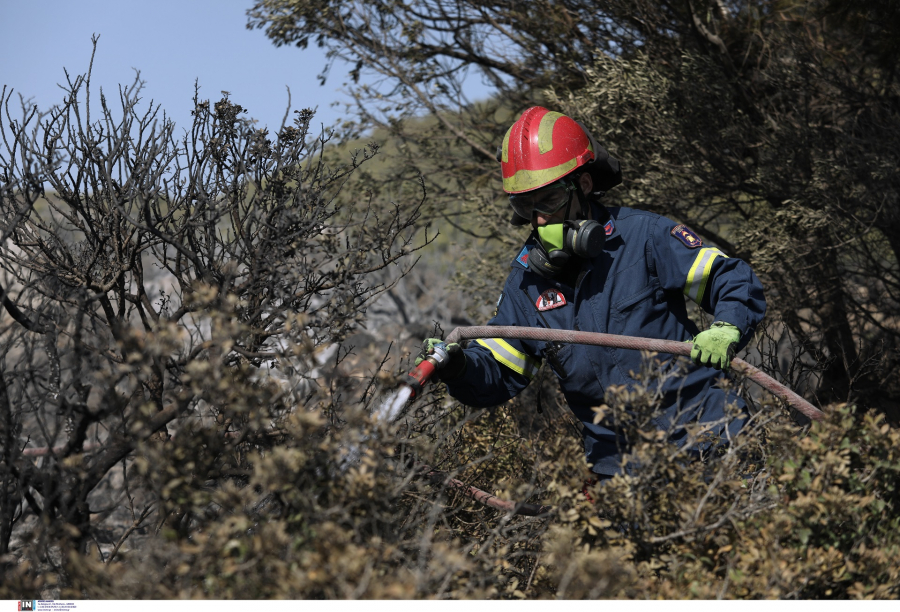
left=415, top=338, right=467, bottom=381
left=691, top=322, right=741, bottom=371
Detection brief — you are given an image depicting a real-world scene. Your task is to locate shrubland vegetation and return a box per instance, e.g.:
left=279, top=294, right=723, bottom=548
left=1, top=0, right=899, bottom=600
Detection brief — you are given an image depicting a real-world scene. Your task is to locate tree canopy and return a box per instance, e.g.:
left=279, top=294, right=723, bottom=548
left=250, top=0, right=900, bottom=416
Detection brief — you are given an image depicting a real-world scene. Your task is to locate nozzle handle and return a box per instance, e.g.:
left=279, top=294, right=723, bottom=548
left=404, top=357, right=437, bottom=399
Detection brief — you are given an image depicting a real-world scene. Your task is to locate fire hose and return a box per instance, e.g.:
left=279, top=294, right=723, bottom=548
left=403, top=326, right=825, bottom=517
left=443, top=326, right=824, bottom=422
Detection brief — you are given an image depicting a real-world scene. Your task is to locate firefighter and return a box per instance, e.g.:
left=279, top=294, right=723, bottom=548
left=419, top=106, right=766, bottom=479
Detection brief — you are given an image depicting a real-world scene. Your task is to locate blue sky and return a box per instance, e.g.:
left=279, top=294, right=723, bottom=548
left=0, top=0, right=368, bottom=134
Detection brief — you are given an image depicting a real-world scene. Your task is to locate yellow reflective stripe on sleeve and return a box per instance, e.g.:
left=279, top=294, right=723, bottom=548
left=475, top=338, right=542, bottom=379
left=684, top=247, right=728, bottom=303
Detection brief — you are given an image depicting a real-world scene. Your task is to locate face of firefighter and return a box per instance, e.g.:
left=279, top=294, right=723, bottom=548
left=531, top=172, right=593, bottom=228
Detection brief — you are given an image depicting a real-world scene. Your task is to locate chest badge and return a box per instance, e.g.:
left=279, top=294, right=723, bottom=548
left=536, top=288, right=567, bottom=311
left=671, top=224, right=703, bottom=249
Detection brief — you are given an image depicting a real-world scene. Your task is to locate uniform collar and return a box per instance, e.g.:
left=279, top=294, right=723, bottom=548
left=590, top=202, right=620, bottom=243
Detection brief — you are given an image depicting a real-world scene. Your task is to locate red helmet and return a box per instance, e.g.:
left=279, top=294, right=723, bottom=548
left=500, top=107, right=594, bottom=194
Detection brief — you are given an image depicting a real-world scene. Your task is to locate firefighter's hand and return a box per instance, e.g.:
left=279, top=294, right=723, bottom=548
left=691, top=322, right=741, bottom=371
left=416, top=338, right=467, bottom=381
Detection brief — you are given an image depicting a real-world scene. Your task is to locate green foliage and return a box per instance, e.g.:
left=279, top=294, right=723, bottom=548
left=3, top=2, right=900, bottom=600
left=2, top=322, right=899, bottom=599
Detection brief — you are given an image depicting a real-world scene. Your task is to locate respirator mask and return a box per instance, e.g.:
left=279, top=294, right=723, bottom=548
left=530, top=219, right=606, bottom=278
left=509, top=178, right=607, bottom=279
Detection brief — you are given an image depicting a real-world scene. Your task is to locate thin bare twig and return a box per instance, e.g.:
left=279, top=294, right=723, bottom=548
left=106, top=504, right=154, bottom=564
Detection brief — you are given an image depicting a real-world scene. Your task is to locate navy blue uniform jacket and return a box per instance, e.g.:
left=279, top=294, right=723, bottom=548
left=445, top=205, right=767, bottom=476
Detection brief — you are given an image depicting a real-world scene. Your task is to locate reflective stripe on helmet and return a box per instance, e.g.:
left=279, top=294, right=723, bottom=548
left=475, top=338, right=541, bottom=378
left=684, top=247, right=728, bottom=303
left=538, top=111, right=564, bottom=154
left=501, top=128, right=511, bottom=164
left=503, top=158, right=580, bottom=194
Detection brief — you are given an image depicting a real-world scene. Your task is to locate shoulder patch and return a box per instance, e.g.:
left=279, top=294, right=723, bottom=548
left=671, top=224, right=703, bottom=249
left=513, top=245, right=530, bottom=269
left=604, top=218, right=615, bottom=236
left=535, top=288, right=567, bottom=311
